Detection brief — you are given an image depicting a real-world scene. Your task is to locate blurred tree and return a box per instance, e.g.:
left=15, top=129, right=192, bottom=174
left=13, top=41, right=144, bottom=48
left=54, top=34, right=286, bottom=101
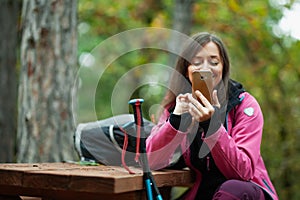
left=0, top=0, right=21, bottom=162
left=17, top=0, right=78, bottom=162
left=168, top=0, right=194, bottom=68
left=77, top=0, right=173, bottom=122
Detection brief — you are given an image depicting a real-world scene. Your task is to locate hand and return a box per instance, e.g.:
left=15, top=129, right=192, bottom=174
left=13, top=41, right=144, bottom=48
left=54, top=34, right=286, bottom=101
left=188, top=90, right=220, bottom=122
left=173, top=93, right=190, bottom=115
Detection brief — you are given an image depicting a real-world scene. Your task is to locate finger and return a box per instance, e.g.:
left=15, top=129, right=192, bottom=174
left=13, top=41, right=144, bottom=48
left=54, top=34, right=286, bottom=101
left=188, top=93, right=205, bottom=112
left=188, top=93, right=212, bottom=117
left=189, top=92, right=214, bottom=112
left=189, top=104, right=213, bottom=122
left=189, top=105, right=203, bottom=120
left=195, top=90, right=213, bottom=109
left=212, top=90, right=220, bottom=108
left=177, top=93, right=185, bottom=100
left=189, top=99, right=214, bottom=119
left=189, top=92, right=215, bottom=120
left=188, top=92, right=199, bottom=104
left=177, top=94, right=187, bottom=103
left=178, top=93, right=190, bottom=102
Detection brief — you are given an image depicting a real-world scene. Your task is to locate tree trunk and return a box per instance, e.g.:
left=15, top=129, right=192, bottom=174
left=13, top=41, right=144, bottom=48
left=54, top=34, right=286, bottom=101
left=18, top=0, right=78, bottom=162
left=169, top=0, right=194, bottom=67
left=173, top=0, right=193, bottom=34
left=0, top=0, right=21, bottom=162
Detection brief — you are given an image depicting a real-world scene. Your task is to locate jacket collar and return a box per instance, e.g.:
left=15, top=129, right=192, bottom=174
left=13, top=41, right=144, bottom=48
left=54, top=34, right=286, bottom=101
left=226, top=79, right=245, bottom=114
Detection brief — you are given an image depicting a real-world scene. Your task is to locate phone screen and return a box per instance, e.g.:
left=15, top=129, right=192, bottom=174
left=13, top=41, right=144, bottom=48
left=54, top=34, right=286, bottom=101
left=191, top=70, right=213, bottom=104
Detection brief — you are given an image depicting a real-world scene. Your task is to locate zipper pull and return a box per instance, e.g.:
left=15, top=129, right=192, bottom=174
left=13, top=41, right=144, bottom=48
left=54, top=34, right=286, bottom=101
left=206, top=156, right=210, bottom=171
left=201, top=131, right=205, bottom=139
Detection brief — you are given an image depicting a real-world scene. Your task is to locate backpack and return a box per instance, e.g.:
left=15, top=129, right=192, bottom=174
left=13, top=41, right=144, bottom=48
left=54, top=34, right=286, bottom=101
left=74, top=114, right=155, bottom=166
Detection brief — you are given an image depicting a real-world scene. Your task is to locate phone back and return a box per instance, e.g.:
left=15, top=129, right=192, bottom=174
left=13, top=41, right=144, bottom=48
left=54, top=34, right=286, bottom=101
left=191, top=70, right=213, bottom=104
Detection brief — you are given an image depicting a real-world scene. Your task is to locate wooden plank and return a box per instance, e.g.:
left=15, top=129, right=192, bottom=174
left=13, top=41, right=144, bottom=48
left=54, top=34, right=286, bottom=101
left=0, top=170, right=23, bottom=186
left=0, top=163, right=193, bottom=195
left=153, top=169, right=194, bottom=187
left=0, top=185, right=142, bottom=200
left=21, top=164, right=144, bottom=193
left=0, top=185, right=171, bottom=200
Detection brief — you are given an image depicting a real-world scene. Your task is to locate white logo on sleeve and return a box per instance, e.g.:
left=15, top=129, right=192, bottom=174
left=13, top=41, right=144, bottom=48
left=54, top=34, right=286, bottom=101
left=244, top=107, right=254, bottom=116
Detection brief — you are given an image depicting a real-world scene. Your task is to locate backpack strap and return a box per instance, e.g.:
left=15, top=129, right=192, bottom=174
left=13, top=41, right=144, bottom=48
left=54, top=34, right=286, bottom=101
left=109, top=125, right=123, bottom=152
left=119, top=126, right=135, bottom=174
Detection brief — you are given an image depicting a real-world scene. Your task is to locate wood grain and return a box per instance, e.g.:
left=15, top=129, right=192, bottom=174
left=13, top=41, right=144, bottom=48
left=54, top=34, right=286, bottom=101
left=0, top=163, right=193, bottom=199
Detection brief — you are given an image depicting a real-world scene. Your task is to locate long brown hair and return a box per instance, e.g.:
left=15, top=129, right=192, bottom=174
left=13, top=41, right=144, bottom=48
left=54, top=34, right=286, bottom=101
left=161, top=32, right=230, bottom=109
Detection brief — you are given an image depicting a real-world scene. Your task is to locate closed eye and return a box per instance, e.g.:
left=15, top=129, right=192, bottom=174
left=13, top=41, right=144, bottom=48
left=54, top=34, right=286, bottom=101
left=192, top=58, right=203, bottom=66
left=209, top=57, right=220, bottom=66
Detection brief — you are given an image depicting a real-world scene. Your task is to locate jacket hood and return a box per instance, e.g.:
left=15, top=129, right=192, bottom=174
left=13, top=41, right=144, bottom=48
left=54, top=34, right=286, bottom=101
left=226, top=79, right=245, bottom=114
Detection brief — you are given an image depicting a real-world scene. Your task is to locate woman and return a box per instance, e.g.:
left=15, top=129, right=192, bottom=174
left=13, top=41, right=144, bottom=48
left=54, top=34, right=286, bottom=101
left=146, top=32, right=278, bottom=200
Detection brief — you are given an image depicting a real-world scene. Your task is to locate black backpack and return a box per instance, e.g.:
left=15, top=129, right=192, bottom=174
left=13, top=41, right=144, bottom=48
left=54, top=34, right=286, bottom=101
left=74, top=114, right=154, bottom=166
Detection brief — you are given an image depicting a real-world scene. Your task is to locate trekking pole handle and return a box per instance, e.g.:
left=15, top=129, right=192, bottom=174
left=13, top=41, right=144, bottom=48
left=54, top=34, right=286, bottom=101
left=128, top=99, right=144, bottom=126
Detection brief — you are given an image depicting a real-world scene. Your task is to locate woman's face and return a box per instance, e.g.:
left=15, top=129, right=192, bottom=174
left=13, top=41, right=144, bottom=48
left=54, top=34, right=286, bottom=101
left=187, top=41, right=223, bottom=89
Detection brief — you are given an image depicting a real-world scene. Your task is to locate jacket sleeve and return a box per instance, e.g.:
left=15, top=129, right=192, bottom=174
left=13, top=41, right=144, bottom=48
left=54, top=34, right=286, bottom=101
left=203, top=92, right=263, bottom=180
left=146, top=107, right=187, bottom=170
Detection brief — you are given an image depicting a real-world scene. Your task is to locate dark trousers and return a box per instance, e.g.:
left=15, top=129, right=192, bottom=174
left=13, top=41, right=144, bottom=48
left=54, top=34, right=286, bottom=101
left=212, top=180, right=265, bottom=200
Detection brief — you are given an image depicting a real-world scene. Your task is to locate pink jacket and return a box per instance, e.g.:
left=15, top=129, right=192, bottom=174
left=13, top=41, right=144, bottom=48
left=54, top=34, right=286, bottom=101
left=146, top=92, right=278, bottom=200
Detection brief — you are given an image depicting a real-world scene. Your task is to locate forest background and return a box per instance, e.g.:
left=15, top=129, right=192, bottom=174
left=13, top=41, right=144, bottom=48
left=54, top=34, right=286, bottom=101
left=0, top=0, right=300, bottom=199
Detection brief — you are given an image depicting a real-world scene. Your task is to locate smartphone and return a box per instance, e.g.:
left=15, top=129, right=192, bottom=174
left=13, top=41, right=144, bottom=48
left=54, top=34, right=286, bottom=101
left=191, top=70, right=213, bottom=104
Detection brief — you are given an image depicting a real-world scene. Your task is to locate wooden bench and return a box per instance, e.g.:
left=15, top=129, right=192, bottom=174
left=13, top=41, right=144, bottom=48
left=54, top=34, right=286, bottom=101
left=0, top=163, right=194, bottom=200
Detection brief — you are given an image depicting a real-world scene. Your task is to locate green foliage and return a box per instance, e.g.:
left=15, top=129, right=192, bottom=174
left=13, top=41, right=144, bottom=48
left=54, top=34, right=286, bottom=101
left=77, top=0, right=173, bottom=122
left=78, top=0, right=300, bottom=199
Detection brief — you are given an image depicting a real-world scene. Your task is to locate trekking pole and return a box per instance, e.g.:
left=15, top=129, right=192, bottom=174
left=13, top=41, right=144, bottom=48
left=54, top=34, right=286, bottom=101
left=128, top=99, right=163, bottom=200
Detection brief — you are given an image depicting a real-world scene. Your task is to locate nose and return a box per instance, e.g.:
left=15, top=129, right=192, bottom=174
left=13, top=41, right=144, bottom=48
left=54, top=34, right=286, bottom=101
left=201, top=60, right=210, bottom=70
